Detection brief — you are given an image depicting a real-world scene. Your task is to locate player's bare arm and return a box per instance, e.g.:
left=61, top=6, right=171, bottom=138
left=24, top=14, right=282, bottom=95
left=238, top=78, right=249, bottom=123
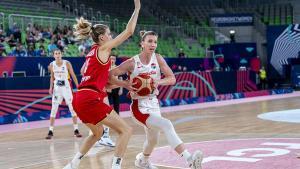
left=156, top=54, right=176, bottom=86
left=109, top=58, right=135, bottom=91
left=48, top=63, right=54, bottom=95
left=66, top=61, right=79, bottom=88
left=98, top=0, right=140, bottom=63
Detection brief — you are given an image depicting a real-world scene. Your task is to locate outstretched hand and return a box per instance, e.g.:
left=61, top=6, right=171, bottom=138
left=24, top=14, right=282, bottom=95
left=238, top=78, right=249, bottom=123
left=124, top=80, right=138, bottom=92
left=134, top=0, right=141, bottom=10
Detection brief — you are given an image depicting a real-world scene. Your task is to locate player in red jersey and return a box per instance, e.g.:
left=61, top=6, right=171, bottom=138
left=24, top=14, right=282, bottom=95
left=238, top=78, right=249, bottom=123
left=109, top=31, right=203, bottom=169
left=63, top=0, right=140, bottom=169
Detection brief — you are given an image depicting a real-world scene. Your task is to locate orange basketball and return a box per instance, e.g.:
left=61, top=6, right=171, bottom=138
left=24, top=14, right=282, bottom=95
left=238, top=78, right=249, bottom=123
left=132, top=74, right=155, bottom=96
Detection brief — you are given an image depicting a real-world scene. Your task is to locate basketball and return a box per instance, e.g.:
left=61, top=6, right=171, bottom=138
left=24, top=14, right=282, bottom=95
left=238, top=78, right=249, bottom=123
left=132, top=74, right=155, bottom=96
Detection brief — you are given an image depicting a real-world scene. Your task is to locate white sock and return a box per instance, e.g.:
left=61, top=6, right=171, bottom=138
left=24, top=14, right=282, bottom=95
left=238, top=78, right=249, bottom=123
left=71, top=152, right=83, bottom=167
left=49, top=126, right=54, bottom=131
left=180, top=150, right=192, bottom=163
left=141, top=153, right=150, bottom=161
left=103, top=126, right=110, bottom=137
left=112, top=156, right=122, bottom=166
left=73, top=124, right=78, bottom=130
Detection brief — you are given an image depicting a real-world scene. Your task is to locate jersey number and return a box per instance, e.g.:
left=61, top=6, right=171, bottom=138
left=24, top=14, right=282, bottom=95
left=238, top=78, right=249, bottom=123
left=83, top=58, right=90, bottom=74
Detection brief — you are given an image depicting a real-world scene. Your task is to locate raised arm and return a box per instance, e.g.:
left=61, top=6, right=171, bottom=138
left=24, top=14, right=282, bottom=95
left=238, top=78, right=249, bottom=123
left=156, top=54, right=176, bottom=86
left=100, top=0, right=140, bottom=51
left=66, top=61, right=79, bottom=88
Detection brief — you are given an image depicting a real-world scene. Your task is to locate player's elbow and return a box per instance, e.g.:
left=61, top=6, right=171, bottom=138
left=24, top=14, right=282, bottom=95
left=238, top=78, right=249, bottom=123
left=170, top=76, right=176, bottom=85
left=125, top=27, right=134, bottom=36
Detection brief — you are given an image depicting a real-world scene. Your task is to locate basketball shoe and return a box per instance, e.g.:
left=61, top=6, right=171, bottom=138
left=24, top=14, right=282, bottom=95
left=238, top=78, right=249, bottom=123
left=189, top=150, right=203, bottom=169
left=45, top=130, right=53, bottom=139
left=135, top=153, right=158, bottom=169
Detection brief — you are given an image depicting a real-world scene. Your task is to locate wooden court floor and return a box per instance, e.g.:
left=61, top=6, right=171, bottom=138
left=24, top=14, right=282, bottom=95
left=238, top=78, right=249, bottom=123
left=1, top=95, right=300, bottom=169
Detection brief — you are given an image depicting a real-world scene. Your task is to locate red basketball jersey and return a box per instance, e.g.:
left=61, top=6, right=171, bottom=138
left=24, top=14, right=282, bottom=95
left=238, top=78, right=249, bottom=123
left=78, top=44, right=111, bottom=92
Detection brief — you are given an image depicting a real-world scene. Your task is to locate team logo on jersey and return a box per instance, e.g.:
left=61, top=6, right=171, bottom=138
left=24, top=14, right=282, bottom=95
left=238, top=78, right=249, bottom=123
left=62, top=67, right=65, bottom=70
left=151, top=63, right=156, bottom=69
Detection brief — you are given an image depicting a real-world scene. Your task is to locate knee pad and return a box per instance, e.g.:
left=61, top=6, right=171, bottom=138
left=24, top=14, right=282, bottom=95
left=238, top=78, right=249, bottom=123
left=50, top=103, right=59, bottom=118
left=160, top=118, right=182, bottom=149
left=160, top=119, right=173, bottom=131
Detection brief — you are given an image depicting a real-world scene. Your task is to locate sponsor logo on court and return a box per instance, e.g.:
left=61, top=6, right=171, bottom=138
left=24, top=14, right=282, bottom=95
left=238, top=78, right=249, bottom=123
left=150, top=138, right=300, bottom=169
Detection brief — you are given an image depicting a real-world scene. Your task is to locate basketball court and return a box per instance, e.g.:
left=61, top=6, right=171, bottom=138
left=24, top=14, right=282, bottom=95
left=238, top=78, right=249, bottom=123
left=1, top=92, right=300, bottom=169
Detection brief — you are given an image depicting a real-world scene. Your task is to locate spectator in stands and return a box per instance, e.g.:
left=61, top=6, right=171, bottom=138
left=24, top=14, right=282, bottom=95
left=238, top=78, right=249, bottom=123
left=259, top=66, right=267, bottom=89
left=0, top=44, right=6, bottom=57
left=56, top=39, right=65, bottom=51
left=64, top=30, right=75, bottom=45
left=13, top=27, right=21, bottom=44
left=39, top=38, right=46, bottom=47
left=10, top=43, right=27, bottom=57
left=35, top=45, right=47, bottom=57
left=177, top=48, right=186, bottom=58
left=48, top=39, right=58, bottom=55
left=78, top=41, right=86, bottom=57
left=26, top=23, right=33, bottom=33
left=26, top=31, right=36, bottom=48
left=0, top=29, right=5, bottom=43
left=41, top=27, right=51, bottom=39
left=27, top=45, right=36, bottom=57
left=7, top=34, right=17, bottom=48
left=33, top=30, right=43, bottom=42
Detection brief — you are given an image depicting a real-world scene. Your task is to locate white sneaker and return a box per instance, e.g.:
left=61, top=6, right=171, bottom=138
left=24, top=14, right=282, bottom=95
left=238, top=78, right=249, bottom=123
left=112, top=164, right=121, bottom=169
left=135, top=153, right=158, bottom=169
left=112, top=157, right=122, bottom=169
left=189, top=150, right=203, bottom=169
left=63, top=163, right=78, bottom=169
left=99, top=135, right=116, bottom=147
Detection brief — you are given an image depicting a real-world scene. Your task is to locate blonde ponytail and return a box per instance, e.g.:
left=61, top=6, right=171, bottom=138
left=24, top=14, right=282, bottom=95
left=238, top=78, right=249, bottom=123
left=73, top=17, right=92, bottom=41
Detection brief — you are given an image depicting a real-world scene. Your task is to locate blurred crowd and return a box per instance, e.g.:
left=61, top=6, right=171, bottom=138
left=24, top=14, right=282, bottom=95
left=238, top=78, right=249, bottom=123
left=0, top=23, right=92, bottom=57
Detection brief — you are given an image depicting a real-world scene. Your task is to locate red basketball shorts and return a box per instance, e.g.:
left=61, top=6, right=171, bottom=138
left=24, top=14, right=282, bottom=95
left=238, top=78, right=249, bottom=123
left=72, top=89, right=113, bottom=125
left=130, top=97, right=161, bottom=126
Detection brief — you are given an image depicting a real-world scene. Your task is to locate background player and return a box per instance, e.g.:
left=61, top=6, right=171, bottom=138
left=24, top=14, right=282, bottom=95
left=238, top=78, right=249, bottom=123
left=109, top=31, right=203, bottom=169
left=46, top=48, right=82, bottom=139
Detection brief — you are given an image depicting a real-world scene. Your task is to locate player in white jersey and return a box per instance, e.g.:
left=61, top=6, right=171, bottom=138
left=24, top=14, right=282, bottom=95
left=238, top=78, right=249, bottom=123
left=46, top=48, right=82, bottom=139
left=109, top=31, right=203, bottom=169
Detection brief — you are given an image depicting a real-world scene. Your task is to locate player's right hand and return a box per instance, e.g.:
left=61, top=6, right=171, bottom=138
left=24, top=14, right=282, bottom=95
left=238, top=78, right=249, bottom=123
left=49, top=88, right=53, bottom=95
left=134, top=0, right=141, bottom=11
left=124, top=80, right=137, bottom=92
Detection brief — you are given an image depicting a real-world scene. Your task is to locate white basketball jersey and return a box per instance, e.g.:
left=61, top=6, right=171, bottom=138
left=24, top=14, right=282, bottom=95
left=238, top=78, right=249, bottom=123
left=129, top=53, right=161, bottom=99
left=52, top=60, right=70, bottom=86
